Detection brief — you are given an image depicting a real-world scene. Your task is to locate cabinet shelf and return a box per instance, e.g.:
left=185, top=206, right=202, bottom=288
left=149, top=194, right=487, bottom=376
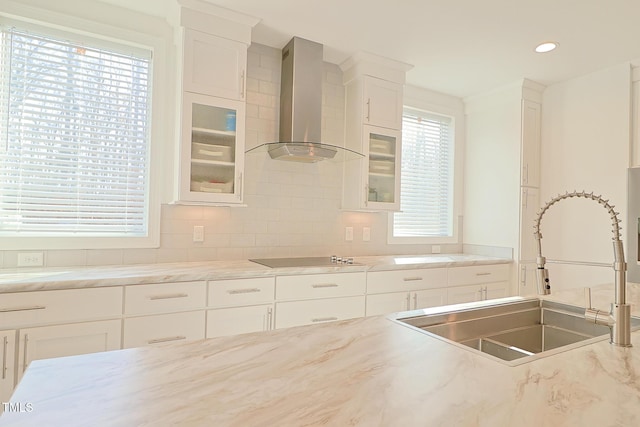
left=369, top=151, right=395, bottom=160
left=369, top=172, right=395, bottom=178
left=192, top=127, right=236, bottom=137
left=191, top=159, right=235, bottom=167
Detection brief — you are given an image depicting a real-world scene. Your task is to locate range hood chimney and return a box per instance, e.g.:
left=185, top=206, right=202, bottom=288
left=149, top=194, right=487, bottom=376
left=246, top=37, right=362, bottom=162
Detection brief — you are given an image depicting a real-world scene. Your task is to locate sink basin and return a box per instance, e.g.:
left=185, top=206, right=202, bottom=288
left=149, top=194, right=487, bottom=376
left=390, top=297, right=640, bottom=366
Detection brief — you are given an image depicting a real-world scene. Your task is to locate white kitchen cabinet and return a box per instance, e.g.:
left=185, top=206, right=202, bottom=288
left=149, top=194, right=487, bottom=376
left=124, top=281, right=206, bottom=316
left=16, top=320, right=121, bottom=381
left=183, top=29, right=247, bottom=101
left=206, top=304, right=274, bottom=338
left=342, top=125, right=402, bottom=211
left=521, top=99, right=541, bottom=188
left=362, top=76, right=403, bottom=130
left=447, top=282, right=510, bottom=305
left=275, top=296, right=365, bottom=329
left=519, top=187, right=540, bottom=263
left=0, top=330, right=16, bottom=403
left=123, top=311, right=205, bottom=349
left=366, top=288, right=447, bottom=316
left=178, top=92, right=246, bottom=205
left=206, top=277, right=275, bottom=337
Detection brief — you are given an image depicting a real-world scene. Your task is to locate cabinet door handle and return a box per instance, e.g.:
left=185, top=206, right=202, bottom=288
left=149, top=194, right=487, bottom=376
left=522, top=188, right=528, bottom=209
left=364, top=184, right=369, bottom=207
left=413, top=293, right=418, bottom=310
left=523, top=164, right=528, bottom=184
left=148, top=293, right=188, bottom=300
left=475, top=272, right=492, bottom=276
left=477, top=288, right=484, bottom=300
left=240, top=69, right=245, bottom=98
left=406, top=293, right=411, bottom=310
left=403, top=277, right=423, bottom=282
left=484, top=286, right=488, bottom=300
left=2, top=336, right=7, bottom=380
left=22, top=334, right=29, bottom=373
left=311, top=317, right=338, bottom=323
left=266, top=307, right=273, bottom=331
left=311, top=283, right=338, bottom=288
left=147, top=336, right=187, bottom=345
left=227, top=288, right=261, bottom=294
left=0, top=305, right=46, bottom=313
left=366, top=98, right=371, bottom=121
left=237, top=172, right=243, bottom=199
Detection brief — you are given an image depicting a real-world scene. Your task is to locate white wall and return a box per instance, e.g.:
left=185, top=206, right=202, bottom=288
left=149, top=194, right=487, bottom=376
left=540, top=63, right=631, bottom=289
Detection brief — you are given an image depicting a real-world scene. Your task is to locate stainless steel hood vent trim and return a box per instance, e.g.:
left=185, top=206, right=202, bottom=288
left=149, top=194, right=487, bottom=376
left=245, top=36, right=363, bottom=162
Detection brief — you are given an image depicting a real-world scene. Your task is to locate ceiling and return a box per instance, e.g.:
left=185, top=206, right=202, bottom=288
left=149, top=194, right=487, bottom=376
left=199, top=0, right=640, bottom=98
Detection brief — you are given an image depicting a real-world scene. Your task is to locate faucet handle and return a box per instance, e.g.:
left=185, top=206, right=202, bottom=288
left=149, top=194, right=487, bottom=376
left=584, top=287, right=592, bottom=309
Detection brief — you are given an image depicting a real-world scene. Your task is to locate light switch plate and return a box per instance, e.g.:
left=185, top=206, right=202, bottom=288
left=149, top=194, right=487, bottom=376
left=345, top=227, right=354, bottom=241
left=17, top=252, right=44, bottom=267
left=193, top=225, right=205, bottom=242
left=431, top=245, right=441, bottom=254
left=363, top=227, right=371, bottom=241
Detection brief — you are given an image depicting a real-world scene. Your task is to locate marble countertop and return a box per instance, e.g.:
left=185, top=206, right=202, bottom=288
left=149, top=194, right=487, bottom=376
left=0, top=254, right=511, bottom=293
left=1, top=283, right=639, bottom=426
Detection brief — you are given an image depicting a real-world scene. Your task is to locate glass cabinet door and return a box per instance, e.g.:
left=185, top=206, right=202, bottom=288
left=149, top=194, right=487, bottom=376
left=365, top=126, right=401, bottom=210
left=180, top=92, right=245, bottom=204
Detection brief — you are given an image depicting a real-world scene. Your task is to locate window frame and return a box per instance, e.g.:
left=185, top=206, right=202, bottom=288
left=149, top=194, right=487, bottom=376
left=387, top=86, right=463, bottom=245
left=0, top=6, right=169, bottom=250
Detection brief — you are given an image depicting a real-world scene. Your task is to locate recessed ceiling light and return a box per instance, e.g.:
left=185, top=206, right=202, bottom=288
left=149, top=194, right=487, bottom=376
left=535, top=42, right=558, bottom=53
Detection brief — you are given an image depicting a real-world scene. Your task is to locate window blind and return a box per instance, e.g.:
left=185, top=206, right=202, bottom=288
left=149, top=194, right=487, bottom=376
left=0, top=27, right=151, bottom=236
left=393, top=108, right=453, bottom=237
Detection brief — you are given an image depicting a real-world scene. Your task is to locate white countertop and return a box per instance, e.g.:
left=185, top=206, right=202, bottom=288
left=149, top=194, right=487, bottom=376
left=0, top=254, right=511, bottom=293
left=1, top=283, right=639, bottom=426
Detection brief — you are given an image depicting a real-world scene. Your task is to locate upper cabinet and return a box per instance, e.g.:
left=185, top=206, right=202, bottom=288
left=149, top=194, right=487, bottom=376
left=340, top=53, right=412, bottom=211
left=521, top=99, right=541, bottom=188
left=362, top=76, right=403, bottom=130
left=183, top=29, right=247, bottom=101
left=174, top=1, right=258, bottom=205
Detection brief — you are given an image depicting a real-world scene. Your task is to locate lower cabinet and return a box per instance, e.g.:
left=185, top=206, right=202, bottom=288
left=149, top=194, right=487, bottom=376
left=16, top=319, right=121, bottom=381
left=366, top=289, right=447, bottom=316
left=275, top=296, right=365, bottom=329
left=0, top=330, right=16, bottom=404
left=123, top=311, right=205, bottom=349
left=206, top=304, right=274, bottom=338
left=446, top=282, right=510, bottom=305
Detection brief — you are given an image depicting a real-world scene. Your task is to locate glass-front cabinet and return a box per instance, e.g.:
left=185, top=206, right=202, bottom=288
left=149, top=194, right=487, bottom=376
left=179, top=92, right=245, bottom=204
left=363, top=125, right=401, bottom=211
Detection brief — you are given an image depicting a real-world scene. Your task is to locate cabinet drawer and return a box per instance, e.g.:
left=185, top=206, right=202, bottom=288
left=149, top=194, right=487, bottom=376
left=0, top=287, right=122, bottom=329
left=275, top=296, right=365, bottom=329
left=124, top=281, right=205, bottom=315
left=367, top=268, right=447, bottom=294
left=448, top=264, right=510, bottom=286
left=208, top=277, right=275, bottom=308
left=276, top=273, right=366, bottom=301
left=123, top=311, right=205, bottom=349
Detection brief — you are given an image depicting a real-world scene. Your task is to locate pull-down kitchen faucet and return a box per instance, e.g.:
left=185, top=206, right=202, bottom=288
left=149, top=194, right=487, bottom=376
left=534, top=191, right=632, bottom=347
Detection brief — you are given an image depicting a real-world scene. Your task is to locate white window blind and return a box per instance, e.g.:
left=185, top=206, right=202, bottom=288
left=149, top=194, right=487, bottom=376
left=393, top=108, right=453, bottom=238
left=0, top=26, right=151, bottom=237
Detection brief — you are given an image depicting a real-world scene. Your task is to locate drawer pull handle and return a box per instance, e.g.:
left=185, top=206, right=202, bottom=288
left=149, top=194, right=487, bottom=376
left=227, top=288, right=261, bottom=295
left=403, top=277, right=423, bottom=282
left=22, top=334, right=29, bottom=373
left=2, top=336, right=7, bottom=380
left=0, top=305, right=46, bottom=313
left=148, top=293, right=189, bottom=300
left=475, top=272, right=492, bottom=276
left=147, top=336, right=187, bottom=344
left=311, top=317, right=338, bottom=323
left=311, top=283, right=339, bottom=288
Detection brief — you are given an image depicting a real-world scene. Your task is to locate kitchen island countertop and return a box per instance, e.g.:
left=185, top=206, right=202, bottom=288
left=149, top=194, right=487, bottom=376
left=1, top=283, right=639, bottom=427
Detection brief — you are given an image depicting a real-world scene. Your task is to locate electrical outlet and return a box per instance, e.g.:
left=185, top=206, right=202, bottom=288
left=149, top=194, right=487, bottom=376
left=17, top=252, right=44, bottom=267
left=193, top=225, right=205, bottom=243
left=362, top=227, right=371, bottom=241
left=431, top=245, right=441, bottom=254
left=345, top=227, right=354, bottom=241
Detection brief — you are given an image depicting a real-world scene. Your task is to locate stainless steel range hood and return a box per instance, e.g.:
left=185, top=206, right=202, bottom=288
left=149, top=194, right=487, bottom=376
left=246, top=37, right=363, bottom=162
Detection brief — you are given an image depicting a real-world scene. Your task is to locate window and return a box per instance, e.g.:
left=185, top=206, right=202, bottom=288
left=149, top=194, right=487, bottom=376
left=0, top=25, right=152, bottom=244
left=391, top=107, right=454, bottom=242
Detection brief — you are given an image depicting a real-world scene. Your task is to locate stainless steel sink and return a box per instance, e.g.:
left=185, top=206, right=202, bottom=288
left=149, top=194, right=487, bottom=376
left=390, top=297, right=640, bottom=366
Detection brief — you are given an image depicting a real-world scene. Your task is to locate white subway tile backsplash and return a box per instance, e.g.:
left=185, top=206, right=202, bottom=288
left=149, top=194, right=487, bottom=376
left=122, top=249, right=158, bottom=265
left=87, top=250, right=123, bottom=266
left=47, top=250, right=88, bottom=268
